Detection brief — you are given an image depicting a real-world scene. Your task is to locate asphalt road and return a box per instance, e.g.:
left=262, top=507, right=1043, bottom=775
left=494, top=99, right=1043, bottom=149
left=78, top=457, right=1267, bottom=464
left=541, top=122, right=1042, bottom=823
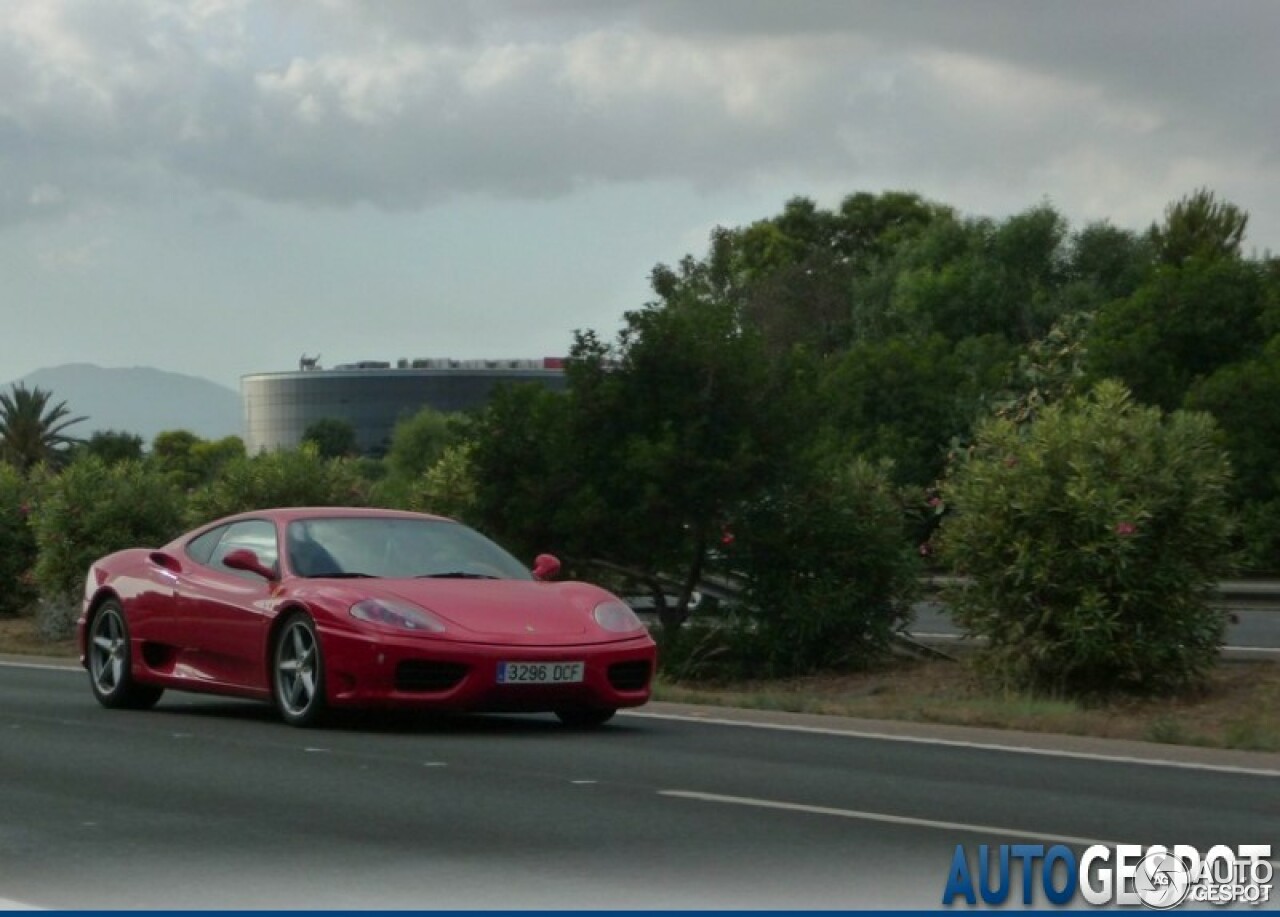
left=2, top=662, right=1277, bottom=909
left=910, top=602, right=1280, bottom=657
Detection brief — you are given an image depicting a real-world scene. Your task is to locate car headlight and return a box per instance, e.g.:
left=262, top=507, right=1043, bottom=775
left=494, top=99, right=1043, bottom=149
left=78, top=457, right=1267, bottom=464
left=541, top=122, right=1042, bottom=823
left=351, top=599, right=446, bottom=633
left=593, top=600, right=645, bottom=634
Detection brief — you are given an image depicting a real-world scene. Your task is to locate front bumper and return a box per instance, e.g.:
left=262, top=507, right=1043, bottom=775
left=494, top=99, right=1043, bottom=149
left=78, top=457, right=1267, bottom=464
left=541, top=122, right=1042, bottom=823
left=317, top=624, right=656, bottom=712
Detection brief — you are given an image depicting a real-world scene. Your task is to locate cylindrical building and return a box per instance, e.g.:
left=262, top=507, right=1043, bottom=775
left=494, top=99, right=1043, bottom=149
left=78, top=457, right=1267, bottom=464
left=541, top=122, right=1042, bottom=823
left=241, top=358, right=567, bottom=455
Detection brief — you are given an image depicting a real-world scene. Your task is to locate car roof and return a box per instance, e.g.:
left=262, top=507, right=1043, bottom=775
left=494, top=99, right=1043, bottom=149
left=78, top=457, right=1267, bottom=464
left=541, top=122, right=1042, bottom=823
left=201, top=507, right=455, bottom=528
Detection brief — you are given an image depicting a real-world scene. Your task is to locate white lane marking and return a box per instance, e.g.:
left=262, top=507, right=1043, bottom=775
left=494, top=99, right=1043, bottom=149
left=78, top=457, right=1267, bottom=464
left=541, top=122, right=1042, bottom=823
left=304, top=747, right=329, bottom=753
left=423, top=761, right=447, bottom=768
left=660, top=790, right=1118, bottom=847
left=624, top=711, right=1280, bottom=779
left=571, top=779, right=598, bottom=785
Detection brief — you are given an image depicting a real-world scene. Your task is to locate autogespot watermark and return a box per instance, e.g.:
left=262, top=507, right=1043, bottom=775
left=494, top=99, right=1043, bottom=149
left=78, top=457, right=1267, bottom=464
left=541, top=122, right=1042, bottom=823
left=942, top=843, right=1273, bottom=908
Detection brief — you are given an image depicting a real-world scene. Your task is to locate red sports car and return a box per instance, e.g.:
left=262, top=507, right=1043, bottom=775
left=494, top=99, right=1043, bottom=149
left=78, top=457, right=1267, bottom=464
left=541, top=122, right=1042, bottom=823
left=76, top=507, right=656, bottom=728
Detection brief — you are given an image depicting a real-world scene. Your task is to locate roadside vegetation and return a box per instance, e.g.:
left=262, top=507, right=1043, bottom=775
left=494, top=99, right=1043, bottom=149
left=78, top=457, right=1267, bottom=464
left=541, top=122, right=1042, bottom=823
left=2, top=186, right=1278, bottom=750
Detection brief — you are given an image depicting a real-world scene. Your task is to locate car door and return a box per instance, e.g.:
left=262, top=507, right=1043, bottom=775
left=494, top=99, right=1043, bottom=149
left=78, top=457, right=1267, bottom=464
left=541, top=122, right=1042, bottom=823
left=178, top=519, right=280, bottom=692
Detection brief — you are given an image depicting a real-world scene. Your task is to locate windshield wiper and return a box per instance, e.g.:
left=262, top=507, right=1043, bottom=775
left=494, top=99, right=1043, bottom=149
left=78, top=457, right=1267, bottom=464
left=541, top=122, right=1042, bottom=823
left=417, top=571, right=499, bottom=580
left=313, top=571, right=377, bottom=579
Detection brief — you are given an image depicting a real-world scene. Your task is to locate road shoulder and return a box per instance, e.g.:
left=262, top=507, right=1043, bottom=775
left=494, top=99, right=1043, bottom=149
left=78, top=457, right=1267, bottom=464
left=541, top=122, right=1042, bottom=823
left=630, top=701, right=1280, bottom=775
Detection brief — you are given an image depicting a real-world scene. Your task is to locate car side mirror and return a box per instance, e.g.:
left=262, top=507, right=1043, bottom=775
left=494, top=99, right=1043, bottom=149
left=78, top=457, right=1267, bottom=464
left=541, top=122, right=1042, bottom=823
left=532, top=553, right=561, bottom=581
left=223, top=548, right=277, bottom=581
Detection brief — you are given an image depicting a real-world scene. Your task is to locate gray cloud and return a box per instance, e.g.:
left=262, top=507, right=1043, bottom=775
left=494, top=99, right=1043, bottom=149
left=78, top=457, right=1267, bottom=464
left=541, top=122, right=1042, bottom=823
left=0, top=0, right=1276, bottom=245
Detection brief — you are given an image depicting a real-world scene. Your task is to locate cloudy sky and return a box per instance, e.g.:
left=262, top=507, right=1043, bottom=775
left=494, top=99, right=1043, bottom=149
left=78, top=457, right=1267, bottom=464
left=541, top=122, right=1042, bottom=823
left=1, top=0, right=1277, bottom=389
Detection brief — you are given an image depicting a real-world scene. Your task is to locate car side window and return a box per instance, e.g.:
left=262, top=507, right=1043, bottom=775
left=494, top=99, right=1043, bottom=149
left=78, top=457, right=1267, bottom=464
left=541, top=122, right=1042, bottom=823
left=208, top=520, right=280, bottom=579
left=186, top=525, right=228, bottom=565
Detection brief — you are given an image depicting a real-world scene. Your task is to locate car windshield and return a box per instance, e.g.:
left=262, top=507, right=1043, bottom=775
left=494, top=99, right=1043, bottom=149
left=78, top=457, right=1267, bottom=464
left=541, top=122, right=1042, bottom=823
left=286, top=517, right=533, bottom=581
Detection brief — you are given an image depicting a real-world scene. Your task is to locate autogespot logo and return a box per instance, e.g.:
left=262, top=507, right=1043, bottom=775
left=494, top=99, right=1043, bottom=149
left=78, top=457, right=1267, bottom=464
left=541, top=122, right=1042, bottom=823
left=942, top=843, right=1273, bottom=908
left=1134, top=850, right=1192, bottom=909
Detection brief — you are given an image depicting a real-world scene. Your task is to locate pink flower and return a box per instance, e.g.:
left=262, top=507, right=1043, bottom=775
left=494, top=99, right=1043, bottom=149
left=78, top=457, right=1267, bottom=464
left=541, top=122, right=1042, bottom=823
left=918, top=542, right=933, bottom=557
left=18, top=502, right=30, bottom=517
left=927, top=496, right=942, bottom=508
left=1114, top=521, right=1137, bottom=537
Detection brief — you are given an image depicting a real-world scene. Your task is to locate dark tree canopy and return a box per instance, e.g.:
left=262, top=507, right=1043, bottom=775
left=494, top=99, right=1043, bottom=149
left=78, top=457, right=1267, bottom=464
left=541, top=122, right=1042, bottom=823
left=1150, top=188, right=1249, bottom=267
left=81, top=430, right=145, bottom=466
left=302, top=418, right=359, bottom=459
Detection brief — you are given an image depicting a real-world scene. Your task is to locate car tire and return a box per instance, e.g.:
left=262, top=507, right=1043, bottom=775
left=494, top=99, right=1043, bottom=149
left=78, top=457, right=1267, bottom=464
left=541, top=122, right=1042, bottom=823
left=87, top=600, right=163, bottom=710
left=554, top=706, right=617, bottom=728
left=272, top=612, right=327, bottom=728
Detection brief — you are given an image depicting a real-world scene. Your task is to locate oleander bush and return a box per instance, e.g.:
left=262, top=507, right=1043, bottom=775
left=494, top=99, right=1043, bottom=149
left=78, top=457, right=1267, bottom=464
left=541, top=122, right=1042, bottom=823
left=31, top=457, right=186, bottom=601
left=724, top=458, right=919, bottom=677
left=185, top=444, right=369, bottom=526
left=0, top=462, right=38, bottom=617
left=939, top=380, right=1237, bottom=696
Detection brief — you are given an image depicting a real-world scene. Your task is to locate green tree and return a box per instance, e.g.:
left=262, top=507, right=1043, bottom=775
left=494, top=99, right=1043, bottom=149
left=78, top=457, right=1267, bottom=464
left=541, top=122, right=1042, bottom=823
left=150, top=430, right=204, bottom=489
left=708, top=192, right=947, bottom=356
left=467, top=292, right=801, bottom=634
left=385, top=407, right=458, bottom=481
left=566, top=294, right=801, bottom=632
left=940, top=381, right=1236, bottom=696
left=1151, top=188, right=1248, bottom=267
left=405, top=443, right=478, bottom=522
left=1185, top=336, right=1280, bottom=570
left=0, top=384, right=86, bottom=472
left=191, top=435, right=246, bottom=481
left=853, top=204, right=1074, bottom=347
left=80, top=430, right=145, bottom=466
left=151, top=431, right=244, bottom=489
left=817, top=333, right=1015, bottom=487
left=466, top=384, right=574, bottom=562
left=302, top=418, right=358, bottom=459
left=1088, top=257, right=1268, bottom=410
left=185, top=445, right=368, bottom=525
left=1066, top=221, right=1153, bottom=303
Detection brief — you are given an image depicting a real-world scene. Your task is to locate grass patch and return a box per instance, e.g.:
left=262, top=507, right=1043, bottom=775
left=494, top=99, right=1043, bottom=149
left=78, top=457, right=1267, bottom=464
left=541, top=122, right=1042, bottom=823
left=0, top=615, right=77, bottom=658
left=657, top=656, right=1280, bottom=753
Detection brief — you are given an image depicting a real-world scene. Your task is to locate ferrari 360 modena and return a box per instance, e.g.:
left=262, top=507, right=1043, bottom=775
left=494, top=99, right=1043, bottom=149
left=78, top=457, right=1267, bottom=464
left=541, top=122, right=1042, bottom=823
left=76, top=507, right=656, bottom=727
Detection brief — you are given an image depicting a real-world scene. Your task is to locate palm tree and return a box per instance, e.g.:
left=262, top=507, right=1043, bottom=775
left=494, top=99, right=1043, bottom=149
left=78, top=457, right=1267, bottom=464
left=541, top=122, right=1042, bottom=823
left=0, top=384, right=87, bottom=472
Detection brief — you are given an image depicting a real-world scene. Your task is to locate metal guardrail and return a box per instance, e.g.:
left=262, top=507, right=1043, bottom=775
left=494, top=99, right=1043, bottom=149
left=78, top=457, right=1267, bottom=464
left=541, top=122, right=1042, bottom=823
left=923, top=576, right=1280, bottom=612
left=1214, top=581, right=1280, bottom=610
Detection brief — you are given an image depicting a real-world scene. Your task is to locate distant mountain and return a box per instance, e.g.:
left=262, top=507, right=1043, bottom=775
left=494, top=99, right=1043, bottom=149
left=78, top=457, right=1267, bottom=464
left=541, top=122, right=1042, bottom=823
left=7, top=364, right=241, bottom=443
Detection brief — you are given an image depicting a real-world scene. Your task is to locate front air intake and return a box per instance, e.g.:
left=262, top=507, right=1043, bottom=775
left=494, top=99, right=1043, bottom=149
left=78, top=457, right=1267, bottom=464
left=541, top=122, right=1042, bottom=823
left=394, top=660, right=469, bottom=693
left=607, top=660, right=652, bottom=691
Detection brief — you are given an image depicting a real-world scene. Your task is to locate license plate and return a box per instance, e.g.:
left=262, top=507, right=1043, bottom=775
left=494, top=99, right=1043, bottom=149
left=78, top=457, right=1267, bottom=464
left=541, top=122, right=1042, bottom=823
left=497, top=661, right=584, bottom=685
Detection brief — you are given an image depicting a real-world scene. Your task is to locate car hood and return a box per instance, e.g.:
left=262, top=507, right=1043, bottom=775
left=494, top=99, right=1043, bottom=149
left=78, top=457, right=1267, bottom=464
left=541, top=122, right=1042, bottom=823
left=367, top=578, right=612, bottom=641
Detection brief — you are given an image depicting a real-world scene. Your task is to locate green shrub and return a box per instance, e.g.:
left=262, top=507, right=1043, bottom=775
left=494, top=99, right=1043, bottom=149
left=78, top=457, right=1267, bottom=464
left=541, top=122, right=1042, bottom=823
left=939, top=380, right=1237, bottom=696
left=32, top=457, right=187, bottom=599
left=185, top=445, right=368, bottom=526
left=726, top=459, right=919, bottom=677
left=0, top=463, right=37, bottom=617
left=1235, top=499, right=1280, bottom=575
left=404, top=443, right=478, bottom=522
